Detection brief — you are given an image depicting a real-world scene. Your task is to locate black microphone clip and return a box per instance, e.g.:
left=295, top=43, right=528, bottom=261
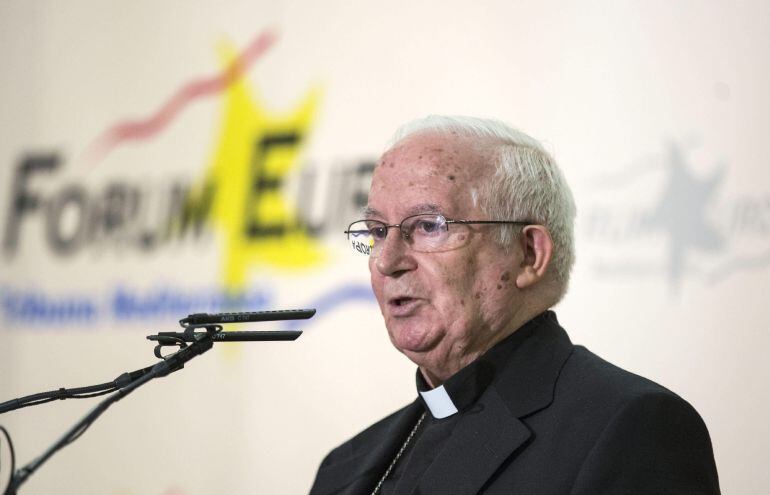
left=147, top=309, right=315, bottom=359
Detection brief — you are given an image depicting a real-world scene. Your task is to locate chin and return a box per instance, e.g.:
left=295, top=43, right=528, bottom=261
left=387, top=319, right=437, bottom=355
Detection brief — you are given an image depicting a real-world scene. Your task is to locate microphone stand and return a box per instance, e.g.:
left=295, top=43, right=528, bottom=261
left=5, top=331, right=213, bottom=494
left=2, top=309, right=312, bottom=494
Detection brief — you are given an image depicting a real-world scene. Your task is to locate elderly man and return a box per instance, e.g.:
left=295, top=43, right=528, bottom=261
left=310, top=116, right=720, bottom=494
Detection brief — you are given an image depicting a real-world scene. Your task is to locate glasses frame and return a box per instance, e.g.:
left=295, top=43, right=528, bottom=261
left=344, top=214, right=534, bottom=255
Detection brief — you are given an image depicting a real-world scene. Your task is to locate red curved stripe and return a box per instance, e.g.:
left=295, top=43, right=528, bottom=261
left=86, top=30, right=277, bottom=163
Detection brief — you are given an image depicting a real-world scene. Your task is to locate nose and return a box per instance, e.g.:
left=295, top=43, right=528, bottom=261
left=372, top=228, right=416, bottom=277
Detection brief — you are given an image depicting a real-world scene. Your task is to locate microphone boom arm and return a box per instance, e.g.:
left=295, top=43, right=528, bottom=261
left=1, top=308, right=313, bottom=494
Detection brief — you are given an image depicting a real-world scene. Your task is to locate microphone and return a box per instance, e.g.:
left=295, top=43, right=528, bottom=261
left=179, top=308, right=316, bottom=326
left=148, top=330, right=302, bottom=343
left=148, top=308, right=315, bottom=351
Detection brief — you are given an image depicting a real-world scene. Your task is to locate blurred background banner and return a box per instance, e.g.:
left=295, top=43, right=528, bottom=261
left=0, top=1, right=767, bottom=493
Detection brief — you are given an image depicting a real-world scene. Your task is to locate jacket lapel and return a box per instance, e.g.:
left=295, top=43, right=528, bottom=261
left=416, top=313, right=575, bottom=495
left=416, top=388, right=532, bottom=494
left=312, top=400, right=424, bottom=495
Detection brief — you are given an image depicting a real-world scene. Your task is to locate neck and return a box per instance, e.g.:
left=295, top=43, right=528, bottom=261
left=418, top=305, right=548, bottom=387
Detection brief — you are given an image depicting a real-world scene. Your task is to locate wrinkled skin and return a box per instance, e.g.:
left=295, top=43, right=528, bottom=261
left=367, top=133, right=532, bottom=386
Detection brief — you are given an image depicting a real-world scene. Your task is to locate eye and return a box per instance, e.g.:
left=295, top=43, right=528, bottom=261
left=414, top=218, right=442, bottom=235
left=371, top=226, right=387, bottom=240
left=365, top=221, right=388, bottom=240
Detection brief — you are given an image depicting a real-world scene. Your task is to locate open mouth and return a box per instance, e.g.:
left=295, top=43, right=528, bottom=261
left=388, top=296, right=422, bottom=316
left=391, top=297, right=415, bottom=307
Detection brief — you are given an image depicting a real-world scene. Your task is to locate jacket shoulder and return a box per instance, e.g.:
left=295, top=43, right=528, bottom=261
left=554, top=347, right=720, bottom=493
left=560, top=345, right=681, bottom=406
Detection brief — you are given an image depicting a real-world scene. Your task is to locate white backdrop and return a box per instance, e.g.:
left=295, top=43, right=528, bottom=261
left=1, top=1, right=768, bottom=494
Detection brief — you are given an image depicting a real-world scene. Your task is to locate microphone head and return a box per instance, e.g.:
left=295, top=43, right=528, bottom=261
left=179, top=308, right=316, bottom=327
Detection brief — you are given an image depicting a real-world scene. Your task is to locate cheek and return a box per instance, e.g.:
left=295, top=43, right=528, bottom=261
left=475, top=268, right=518, bottom=327
left=369, top=263, right=385, bottom=306
left=431, top=258, right=483, bottom=313
left=442, top=262, right=511, bottom=322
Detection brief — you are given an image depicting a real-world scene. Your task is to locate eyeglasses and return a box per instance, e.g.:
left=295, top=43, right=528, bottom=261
left=344, top=214, right=532, bottom=257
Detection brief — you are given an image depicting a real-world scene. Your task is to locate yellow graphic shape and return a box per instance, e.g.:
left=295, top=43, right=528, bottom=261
left=203, top=45, right=324, bottom=291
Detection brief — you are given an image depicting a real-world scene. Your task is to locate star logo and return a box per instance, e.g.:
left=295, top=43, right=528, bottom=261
left=585, top=139, right=769, bottom=290
left=648, top=143, right=726, bottom=288
left=193, top=43, right=324, bottom=291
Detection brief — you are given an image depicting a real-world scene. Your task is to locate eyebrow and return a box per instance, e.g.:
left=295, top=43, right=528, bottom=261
left=362, top=203, right=443, bottom=219
left=361, top=206, right=380, bottom=217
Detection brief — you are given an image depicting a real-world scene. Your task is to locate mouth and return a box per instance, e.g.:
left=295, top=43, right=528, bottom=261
left=387, top=296, right=422, bottom=316
left=391, top=296, right=413, bottom=306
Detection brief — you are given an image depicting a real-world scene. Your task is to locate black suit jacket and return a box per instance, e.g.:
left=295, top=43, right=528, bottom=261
left=310, top=314, right=720, bottom=494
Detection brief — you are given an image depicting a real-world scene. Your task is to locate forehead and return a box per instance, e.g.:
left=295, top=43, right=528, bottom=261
left=367, top=133, right=493, bottom=219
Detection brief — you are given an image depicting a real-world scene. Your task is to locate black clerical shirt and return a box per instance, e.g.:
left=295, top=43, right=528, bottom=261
left=377, top=312, right=546, bottom=494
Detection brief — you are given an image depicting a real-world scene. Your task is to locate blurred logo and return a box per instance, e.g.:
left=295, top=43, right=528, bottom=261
left=583, top=140, right=770, bottom=290
left=0, top=30, right=375, bottom=326
left=199, top=45, right=324, bottom=289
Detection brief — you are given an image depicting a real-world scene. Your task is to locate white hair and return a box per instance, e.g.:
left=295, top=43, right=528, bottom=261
left=386, top=115, right=577, bottom=300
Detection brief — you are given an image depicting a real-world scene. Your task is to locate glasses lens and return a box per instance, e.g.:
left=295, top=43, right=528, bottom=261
left=346, top=220, right=380, bottom=256
left=402, top=214, right=449, bottom=252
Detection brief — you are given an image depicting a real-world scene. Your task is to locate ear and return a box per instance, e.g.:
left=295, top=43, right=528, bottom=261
left=515, top=225, right=553, bottom=289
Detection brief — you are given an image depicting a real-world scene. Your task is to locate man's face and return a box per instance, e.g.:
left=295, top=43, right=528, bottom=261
left=367, top=133, right=526, bottom=384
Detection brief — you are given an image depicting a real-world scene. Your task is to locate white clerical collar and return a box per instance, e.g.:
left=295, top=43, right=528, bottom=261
left=419, top=385, right=459, bottom=419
